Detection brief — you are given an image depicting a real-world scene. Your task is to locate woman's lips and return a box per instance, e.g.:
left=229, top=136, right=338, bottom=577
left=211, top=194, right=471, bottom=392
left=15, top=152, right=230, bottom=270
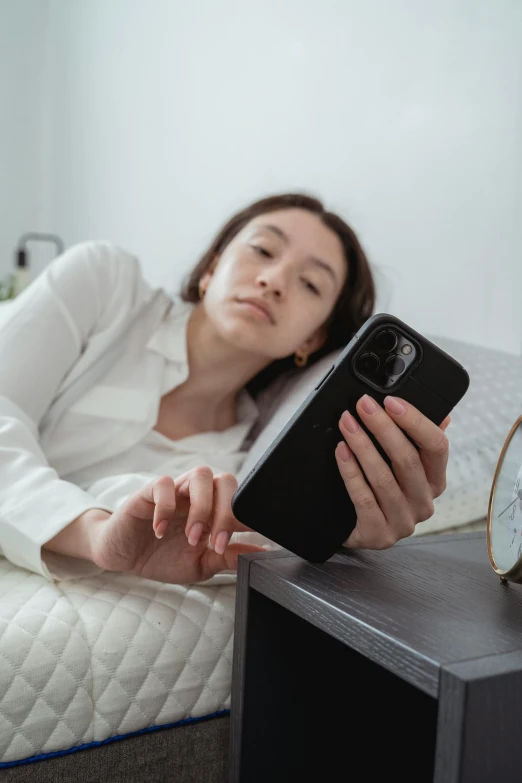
left=235, top=299, right=274, bottom=324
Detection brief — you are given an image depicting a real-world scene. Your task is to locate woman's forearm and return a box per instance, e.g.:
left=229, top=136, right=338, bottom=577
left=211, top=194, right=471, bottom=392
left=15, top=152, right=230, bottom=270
left=42, top=509, right=111, bottom=565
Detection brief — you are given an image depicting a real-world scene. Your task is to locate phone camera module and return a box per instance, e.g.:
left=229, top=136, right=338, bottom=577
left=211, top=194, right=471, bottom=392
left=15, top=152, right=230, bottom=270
left=384, top=355, right=406, bottom=377
left=357, top=352, right=380, bottom=375
left=356, top=327, right=417, bottom=389
left=374, top=330, right=397, bottom=353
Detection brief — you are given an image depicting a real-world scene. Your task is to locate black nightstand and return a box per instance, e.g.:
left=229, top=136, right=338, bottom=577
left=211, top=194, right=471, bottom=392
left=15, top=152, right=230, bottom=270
left=229, top=531, right=522, bottom=783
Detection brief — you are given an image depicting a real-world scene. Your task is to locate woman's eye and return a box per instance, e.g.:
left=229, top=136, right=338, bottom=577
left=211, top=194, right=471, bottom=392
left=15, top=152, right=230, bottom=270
left=302, top=278, right=320, bottom=295
left=251, top=245, right=272, bottom=258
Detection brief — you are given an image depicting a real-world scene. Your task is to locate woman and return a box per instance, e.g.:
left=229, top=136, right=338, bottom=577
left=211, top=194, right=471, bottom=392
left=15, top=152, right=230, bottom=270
left=0, top=193, right=450, bottom=586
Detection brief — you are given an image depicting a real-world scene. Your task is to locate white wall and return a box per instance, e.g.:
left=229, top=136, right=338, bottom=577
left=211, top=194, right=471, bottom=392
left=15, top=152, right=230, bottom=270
left=6, top=0, right=522, bottom=353
left=0, top=0, right=53, bottom=280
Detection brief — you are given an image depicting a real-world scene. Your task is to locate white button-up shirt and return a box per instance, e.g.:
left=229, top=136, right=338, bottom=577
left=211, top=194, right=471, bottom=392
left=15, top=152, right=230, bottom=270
left=64, top=298, right=260, bottom=501
left=0, top=241, right=261, bottom=583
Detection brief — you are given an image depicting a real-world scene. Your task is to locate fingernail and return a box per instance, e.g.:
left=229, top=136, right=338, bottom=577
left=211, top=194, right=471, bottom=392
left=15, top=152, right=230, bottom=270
left=188, top=522, right=204, bottom=546
left=215, top=531, right=230, bottom=555
left=337, top=442, right=352, bottom=462
left=155, top=520, right=168, bottom=539
left=360, top=394, right=378, bottom=415
left=384, top=396, right=406, bottom=415
left=341, top=410, right=360, bottom=434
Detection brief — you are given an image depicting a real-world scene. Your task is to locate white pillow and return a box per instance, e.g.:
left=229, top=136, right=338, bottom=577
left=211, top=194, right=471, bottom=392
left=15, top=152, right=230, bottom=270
left=413, top=335, right=522, bottom=535
left=237, top=336, right=522, bottom=539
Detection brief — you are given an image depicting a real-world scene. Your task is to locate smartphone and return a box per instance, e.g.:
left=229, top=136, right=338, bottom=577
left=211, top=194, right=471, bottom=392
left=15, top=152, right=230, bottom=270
left=232, top=313, right=470, bottom=563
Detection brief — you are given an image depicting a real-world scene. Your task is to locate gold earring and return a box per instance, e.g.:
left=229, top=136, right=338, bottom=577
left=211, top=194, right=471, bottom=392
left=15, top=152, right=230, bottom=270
left=294, top=352, right=308, bottom=368
left=198, top=281, right=207, bottom=300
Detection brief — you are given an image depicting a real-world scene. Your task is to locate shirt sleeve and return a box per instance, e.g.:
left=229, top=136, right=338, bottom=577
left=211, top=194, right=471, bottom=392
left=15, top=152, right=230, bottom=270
left=0, top=240, right=147, bottom=582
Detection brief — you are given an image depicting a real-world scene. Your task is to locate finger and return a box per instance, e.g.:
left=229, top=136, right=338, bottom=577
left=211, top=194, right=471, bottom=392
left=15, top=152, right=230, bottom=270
left=202, top=543, right=268, bottom=578
left=123, top=476, right=177, bottom=538
left=338, top=411, right=414, bottom=539
left=177, top=466, right=214, bottom=545
left=182, top=473, right=253, bottom=535
left=440, top=415, right=451, bottom=432
left=151, top=477, right=178, bottom=537
left=355, top=395, right=433, bottom=517
left=382, top=396, right=449, bottom=498
left=209, top=473, right=240, bottom=554
left=334, top=441, right=402, bottom=549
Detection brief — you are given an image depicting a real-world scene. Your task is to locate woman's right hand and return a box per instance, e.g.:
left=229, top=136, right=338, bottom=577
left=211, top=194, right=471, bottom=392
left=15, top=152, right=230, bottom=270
left=90, top=467, right=265, bottom=584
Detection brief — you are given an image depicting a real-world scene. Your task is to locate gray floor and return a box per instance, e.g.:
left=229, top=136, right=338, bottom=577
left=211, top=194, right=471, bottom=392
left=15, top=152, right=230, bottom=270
left=0, top=715, right=230, bottom=783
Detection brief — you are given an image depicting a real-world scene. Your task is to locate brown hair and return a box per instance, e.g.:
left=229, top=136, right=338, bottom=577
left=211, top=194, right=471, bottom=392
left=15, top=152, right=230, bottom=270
left=180, top=192, right=376, bottom=395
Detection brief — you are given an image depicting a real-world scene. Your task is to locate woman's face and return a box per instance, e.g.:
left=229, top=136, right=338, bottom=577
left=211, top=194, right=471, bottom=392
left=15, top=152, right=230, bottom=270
left=200, top=208, right=348, bottom=360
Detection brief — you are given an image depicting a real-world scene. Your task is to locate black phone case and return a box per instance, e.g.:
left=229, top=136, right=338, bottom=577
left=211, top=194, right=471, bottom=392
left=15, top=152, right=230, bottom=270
left=232, top=313, right=470, bottom=563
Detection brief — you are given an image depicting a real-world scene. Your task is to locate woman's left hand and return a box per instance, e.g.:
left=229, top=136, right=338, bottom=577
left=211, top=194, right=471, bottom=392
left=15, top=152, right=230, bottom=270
left=336, top=394, right=451, bottom=550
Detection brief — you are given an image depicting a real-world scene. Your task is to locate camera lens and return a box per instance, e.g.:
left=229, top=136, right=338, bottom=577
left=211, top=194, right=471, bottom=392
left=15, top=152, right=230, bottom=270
left=384, top=355, right=406, bottom=376
left=357, top=352, right=380, bottom=375
left=374, top=330, right=397, bottom=353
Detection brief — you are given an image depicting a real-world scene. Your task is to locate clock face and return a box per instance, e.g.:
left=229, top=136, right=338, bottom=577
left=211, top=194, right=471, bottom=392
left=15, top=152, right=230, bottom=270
left=489, top=420, right=522, bottom=573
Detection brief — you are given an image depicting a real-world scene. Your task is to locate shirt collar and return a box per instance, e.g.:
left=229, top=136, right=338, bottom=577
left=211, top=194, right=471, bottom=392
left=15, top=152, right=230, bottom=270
left=145, top=296, right=194, bottom=364
left=146, top=296, right=260, bottom=441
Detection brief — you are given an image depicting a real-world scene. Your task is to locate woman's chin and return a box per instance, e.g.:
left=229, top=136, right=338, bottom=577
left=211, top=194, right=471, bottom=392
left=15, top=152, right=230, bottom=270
left=215, top=316, right=275, bottom=354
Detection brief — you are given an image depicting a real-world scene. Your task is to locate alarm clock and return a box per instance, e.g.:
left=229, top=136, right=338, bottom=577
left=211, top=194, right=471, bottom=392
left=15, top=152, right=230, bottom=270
left=487, top=415, right=522, bottom=583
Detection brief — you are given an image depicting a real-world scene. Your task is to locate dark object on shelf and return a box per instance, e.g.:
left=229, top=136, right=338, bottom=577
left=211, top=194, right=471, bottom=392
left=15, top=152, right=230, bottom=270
left=5, top=232, right=66, bottom=298
left=16, top=231, right=64, bottom=271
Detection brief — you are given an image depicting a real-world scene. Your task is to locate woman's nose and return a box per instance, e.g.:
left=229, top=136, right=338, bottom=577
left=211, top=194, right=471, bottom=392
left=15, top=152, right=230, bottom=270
left=256, top=268, right=286, bottom=299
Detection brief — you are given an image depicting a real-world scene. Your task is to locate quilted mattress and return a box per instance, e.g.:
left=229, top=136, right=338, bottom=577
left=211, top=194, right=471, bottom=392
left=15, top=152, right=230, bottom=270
left=0, top=557, right=236, bottom=767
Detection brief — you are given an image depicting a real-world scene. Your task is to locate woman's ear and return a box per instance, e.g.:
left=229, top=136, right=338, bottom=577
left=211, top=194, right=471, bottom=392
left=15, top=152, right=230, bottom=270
left=199, top=254, right=219, bottom=290
left=295, top=326, right=328, bottom=358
